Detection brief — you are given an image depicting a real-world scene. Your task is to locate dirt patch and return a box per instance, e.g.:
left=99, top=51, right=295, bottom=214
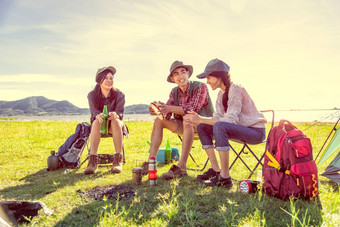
left=77, top=184, right=136, bottom=201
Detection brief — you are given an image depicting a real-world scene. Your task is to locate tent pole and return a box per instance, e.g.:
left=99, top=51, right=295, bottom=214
left=315, top=118, right=340, bottom=164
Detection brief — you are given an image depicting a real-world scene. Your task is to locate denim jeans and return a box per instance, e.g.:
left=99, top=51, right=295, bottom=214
left=197, top=121, right=266, bottom=151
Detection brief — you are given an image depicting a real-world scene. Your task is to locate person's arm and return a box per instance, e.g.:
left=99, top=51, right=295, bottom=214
left=162, top=84, right=210, bottom=117
left=87, top=92, right=102, bottom=122
left=219, top=85, right=242, bottom=124
left=162, top=105, right=185, bottom=115
left=161, top=89, right=182, bottom=119
left=183, top=111, right=219, bottom=126
left=182, top=83, right=209, bottom=114
left=111, top=91, right=125, bottom=120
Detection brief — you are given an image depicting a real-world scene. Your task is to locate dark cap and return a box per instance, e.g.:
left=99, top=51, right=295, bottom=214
left=95, top=66, right=116, bottom=83
left=196, top=59, right=230, bottom=79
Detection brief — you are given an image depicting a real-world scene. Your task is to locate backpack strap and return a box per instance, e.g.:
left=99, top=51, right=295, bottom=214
left=279, top=119, right=297, bottom=131
left=266, top=151, right=291, bottom=175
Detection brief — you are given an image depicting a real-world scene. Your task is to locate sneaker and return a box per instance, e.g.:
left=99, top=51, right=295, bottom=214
left=196, top=168, right=220, bottom=182
left=162, top=165, right=188, bottom=180
left=111, top=153, right=123, bottom=174
left=141, top=161, right=149, bottom=175
left=204, top=175, right=233, bottom=189
left=84, top=155, right=98, bottom=175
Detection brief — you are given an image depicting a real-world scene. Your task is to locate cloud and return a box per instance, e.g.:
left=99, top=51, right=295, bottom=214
left=0, top=0, right=340, bottom=110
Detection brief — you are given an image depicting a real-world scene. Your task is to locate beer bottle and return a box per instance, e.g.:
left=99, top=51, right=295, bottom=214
left=165, top=139, right=172, bottom=164
left=100, top=105, right=108, bottom=135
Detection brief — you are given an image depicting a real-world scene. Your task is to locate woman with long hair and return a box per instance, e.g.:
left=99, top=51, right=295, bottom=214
left=184, top=59, right=266, bottom=188
left=85, top=66, right=128, bottom=175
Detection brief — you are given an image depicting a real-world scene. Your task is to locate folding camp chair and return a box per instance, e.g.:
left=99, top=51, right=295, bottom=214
left=177, top=110, right=275, bottom=174
left=80, top=125, right=129, bottom=167
left=229, top=110, right=275, bottom=179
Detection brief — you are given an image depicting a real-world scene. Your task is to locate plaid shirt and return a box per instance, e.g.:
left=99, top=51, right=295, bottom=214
left=165, top=82, right=209, bottom=120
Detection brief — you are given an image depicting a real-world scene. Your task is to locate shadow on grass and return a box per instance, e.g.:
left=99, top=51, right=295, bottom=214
left=54, top=176, right=324, bottom=226
left=0, top=167, right=114, bottom=201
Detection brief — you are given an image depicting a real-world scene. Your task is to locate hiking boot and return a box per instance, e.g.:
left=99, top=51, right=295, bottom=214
left=84, top=155, right=98, bottom=175
left=204, top=175, right=233, bottom=189
left=162, top=165, right=188, bottom=180
left=196, top=168, right=220, bottom=182
left=111, top=152, right=123, bottom=174
left=141, top=161, right=149, bottom=175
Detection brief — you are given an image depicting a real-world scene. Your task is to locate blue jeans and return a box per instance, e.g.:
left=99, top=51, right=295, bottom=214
left=197, top=122, right=266, bottom=151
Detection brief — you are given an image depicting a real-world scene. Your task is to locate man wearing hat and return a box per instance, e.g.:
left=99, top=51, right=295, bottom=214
left=143, top=60, right=214, bottom=180
left=85, top=66, right=128, bottom=175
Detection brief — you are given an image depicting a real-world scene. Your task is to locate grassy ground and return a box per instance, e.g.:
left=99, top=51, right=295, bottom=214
left=0, top=120, right=339, bottom=226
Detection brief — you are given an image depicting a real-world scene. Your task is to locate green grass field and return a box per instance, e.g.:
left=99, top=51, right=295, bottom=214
left=0, top=120, right=339, bottom=226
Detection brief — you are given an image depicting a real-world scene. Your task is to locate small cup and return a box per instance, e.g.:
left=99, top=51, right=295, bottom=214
left=132, top=167, right=143, bottom=184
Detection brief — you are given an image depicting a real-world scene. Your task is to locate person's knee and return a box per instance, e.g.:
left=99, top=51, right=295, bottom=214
left=90, top=120, right=101, bottom=139
left=110, top=119, right=124, bottom=133
left=197, top=123, right=208, bottom=134
left=110, top=118, right=120, bottom=127
left=153, top=118, right=164, bottom=128
left=91, top=119, right=101, bottom=131
left=183, top=123, right=194, bottom=132
left=213, top=121, right=227, bottom=134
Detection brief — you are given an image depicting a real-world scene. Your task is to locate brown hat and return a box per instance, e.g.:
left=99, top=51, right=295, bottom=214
left=95, top=66, right=116, bottom=83
left=167, top=61, right=193, bottom=83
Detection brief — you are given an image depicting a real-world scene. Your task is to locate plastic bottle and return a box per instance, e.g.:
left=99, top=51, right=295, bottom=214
left=165, top=139, right=172, bottom=164
left=148, top=156, right=157, bottom=185
left=47, top=150, right=59, bottom=171
left=100, top=105, right=108, bottom=135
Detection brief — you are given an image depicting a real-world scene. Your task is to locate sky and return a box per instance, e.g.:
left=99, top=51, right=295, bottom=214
left=0, top=0, right=339, bottom=111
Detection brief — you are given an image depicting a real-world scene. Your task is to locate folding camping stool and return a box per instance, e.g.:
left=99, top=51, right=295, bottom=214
left=80, top=125, right=129, bottom=168
left=229, top=110, right=275, bottom=179
left=177, top=133, right=210, bottom=171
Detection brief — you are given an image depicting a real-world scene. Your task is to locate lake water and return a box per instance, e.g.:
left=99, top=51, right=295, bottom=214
left=4, top=109, right=340, bottom=123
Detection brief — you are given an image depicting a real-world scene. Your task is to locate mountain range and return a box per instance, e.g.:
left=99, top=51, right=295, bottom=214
left=0, top=96, right=149, bottom=116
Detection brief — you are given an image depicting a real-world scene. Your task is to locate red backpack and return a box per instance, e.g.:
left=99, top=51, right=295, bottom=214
left=262, top=120, right=318, bottom=200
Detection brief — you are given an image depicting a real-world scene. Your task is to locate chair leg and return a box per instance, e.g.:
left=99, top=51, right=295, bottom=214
left=79, top=156, right=89, bottom=168
left=229, top=143, right=265, bottom=179
left=178, top=134, right=208, bottom=172
left=78, top=140, right=91, bottom=168
left=122, top=145, right=126, bottom=164
left=186, top=157, right=209, bottom=172
left=189, top=153, right=199, bottom=166
left=229, top=144, right=252, bottom=172
left=247, top=151, right=265, bottom=179
left=200, top=158, right=209, bottom=172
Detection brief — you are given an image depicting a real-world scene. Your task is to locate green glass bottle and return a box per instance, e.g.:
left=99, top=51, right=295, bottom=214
left=165, top=139, right=172, bottom=164
left=100, top=105, right=108, bottom=135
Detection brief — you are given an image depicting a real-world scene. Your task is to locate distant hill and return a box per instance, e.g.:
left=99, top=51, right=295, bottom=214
left=0, top=96, right=89, bottom=116
left=125, top=104, right=149, bottom=114
left=0, top=96, right=149, bottom=116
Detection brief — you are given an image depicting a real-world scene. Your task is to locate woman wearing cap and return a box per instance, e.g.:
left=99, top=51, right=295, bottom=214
left=84, top=66, right=128, bottom=175
left=184, top=59, right=266, bottom=188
